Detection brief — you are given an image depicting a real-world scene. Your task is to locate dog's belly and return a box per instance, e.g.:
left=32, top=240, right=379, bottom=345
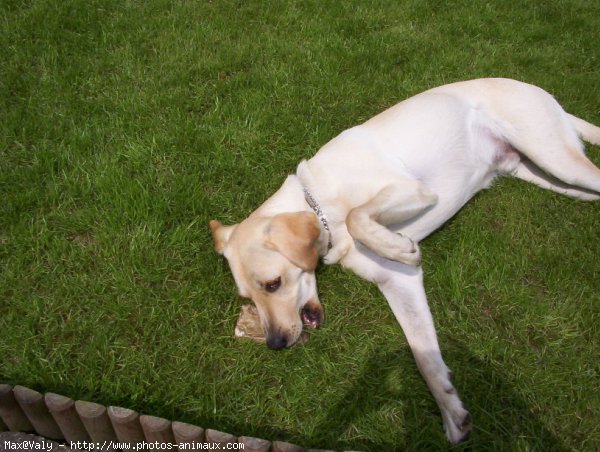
left=389, top=145, right=519, bottom=242
left=389, top=186, right=485, bottom=241
left=308, top=93, right=516, bottom=242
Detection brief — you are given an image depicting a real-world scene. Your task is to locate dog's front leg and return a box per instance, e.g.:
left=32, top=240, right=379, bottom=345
left=379, top=266, right=471, bottom=443
left=342, top=247, right=471, bottom=443
left=346, top=182, right=437, bottom=266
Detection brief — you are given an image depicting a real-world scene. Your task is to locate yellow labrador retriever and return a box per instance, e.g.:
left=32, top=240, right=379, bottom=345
left=210, top=78, right=600, bottom=443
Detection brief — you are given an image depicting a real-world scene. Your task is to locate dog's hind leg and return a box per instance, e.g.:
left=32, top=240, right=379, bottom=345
left=346, top=180, right=438, bottom=266
left=568, top=113, right=600, bottom=146
left=499, top=99, right=600, bottom=195
left=522, top=142, right=600, bottom=195
left=512, top=158, right=600, bottom=201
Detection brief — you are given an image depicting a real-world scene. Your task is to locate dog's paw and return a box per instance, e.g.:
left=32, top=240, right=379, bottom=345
left=322, top=239, right=352, bottom=264
left=322, top=252, right=339, bottom=265
left=443, top=407, right=472, bottom=444
left=388, top=234, right=421, bottom=266
left=397, top=247, right=421, bottom=266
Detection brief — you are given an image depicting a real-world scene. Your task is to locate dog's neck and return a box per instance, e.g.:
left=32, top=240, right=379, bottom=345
left=253, top=175, right=310, bottom=216
left=253, top=175, right=332, bottom=257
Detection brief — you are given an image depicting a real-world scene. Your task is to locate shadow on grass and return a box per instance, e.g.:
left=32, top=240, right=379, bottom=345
left=0, top=342, right=570, bottom=452
left=308, top=343, right=569, bottom=452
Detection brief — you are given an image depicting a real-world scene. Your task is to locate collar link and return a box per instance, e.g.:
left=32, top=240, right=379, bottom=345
left=303, top=188, right=333, bottom=252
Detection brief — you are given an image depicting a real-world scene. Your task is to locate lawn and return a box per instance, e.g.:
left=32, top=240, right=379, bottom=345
left=1, top=0, right=599, bottom=450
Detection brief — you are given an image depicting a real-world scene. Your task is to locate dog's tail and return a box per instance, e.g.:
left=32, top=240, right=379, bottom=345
left=568, top=114, right=600, bottom=146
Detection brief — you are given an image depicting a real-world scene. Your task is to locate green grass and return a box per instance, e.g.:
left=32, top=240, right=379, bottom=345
left=1, top=0, right=599, bottom=450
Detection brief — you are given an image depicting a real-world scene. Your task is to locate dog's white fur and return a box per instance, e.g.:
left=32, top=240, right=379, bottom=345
left=210, top=78, right=600, bottom=443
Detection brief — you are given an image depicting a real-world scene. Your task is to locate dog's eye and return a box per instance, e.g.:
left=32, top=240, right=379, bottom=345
left=264, top=277, right=281, bottom=293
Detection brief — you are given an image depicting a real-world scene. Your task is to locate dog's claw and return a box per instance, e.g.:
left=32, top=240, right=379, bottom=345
left=387, top=233, right=421, bottom=266
left=397, top=243, right=421, bottom=266
left=461, top=412, right=472, bottom=432
left=444, top=408, right=472, bottom=444
left=322, top=239, right=352, bottom=265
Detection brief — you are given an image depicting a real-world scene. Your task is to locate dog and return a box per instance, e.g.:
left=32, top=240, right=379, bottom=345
left=209, top=78, right=600, bottom=443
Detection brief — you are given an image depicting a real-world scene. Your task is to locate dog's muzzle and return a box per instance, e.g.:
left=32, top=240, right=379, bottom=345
left=266, top=301, right=323, bottom=350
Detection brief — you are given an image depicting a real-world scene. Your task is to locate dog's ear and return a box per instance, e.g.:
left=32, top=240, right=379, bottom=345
left=209, top=220, right=237, bottom=255
left=265, top=212, right=320, bottom=271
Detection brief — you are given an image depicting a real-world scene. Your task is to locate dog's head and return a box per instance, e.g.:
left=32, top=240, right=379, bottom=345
left=209, top=211, right=324, bottom=349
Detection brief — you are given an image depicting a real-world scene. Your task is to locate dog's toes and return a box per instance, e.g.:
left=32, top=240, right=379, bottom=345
left=396, top=232, right=417, bottom=251
left=393, top=242, right=421, bottom=266
left=322, top=241, right=351, bottom=264
left=458, top=411, right=472, bottom=441
left=323, top=248, right=344, bottom=264
left=445, top=409, right=472, bottom=444
left=382, top=232, right=421, bottom=267
left=402, top=248, right=421, bottom=266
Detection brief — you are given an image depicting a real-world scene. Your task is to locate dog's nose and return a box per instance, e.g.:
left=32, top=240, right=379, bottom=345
left=266, top=334, right=288, bottom=350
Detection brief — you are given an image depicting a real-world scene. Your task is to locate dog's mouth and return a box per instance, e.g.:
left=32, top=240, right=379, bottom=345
left=300, top=303, right=323, bottom=329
